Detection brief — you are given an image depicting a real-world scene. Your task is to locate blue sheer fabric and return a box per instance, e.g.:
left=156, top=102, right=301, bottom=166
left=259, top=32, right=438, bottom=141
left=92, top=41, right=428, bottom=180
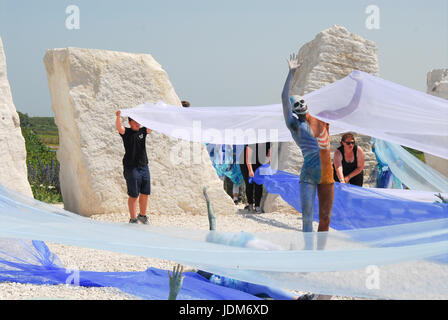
left=206, top=144, right=244, bottom=185
left=371, top=139, right=405, bottom=189
left=372, top=138, right=448, bottom=192
left=253, top=164, right=448, bottom=230
left=1, top=182, right=448, bottom=299
left=0, top=239, right=261, bottom=300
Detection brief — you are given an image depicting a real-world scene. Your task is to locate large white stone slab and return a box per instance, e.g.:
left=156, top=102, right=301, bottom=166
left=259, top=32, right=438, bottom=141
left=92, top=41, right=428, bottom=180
left=0, top=37, right=33, bottom=197
left=424, top=69, right=448, bottom=178
left=44, top=47, right=234, bottom=216
left=262, top=25, right=379, bottom=214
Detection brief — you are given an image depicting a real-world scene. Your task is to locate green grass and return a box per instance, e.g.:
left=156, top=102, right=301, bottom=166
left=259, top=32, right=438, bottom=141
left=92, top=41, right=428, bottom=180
left=403, top=146, right=426, bottom=163
left=38, top=134, right=59, bottom=146
left=18, top=112, right=59, bottom=147
left=31, top=184, right=62, bottom=203
left=18, top=112, right=62, bottom=204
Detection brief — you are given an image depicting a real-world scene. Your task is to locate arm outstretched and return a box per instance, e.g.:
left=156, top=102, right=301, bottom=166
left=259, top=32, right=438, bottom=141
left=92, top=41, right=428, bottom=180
left=203, top=186, right=216, bottom=231
left=282, top=53, right=301, bottom=131
left=115, top=110, right=125, bottom=135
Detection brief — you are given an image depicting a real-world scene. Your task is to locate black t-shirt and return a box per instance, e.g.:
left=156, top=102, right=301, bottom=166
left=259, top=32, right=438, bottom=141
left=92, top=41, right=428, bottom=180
left=120, top=127, right=148, bottom=168
left=242, top=143, right=271, bottom=165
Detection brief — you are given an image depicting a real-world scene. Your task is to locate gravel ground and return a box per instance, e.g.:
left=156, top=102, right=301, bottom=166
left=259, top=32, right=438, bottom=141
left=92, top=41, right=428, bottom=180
left=0, top=202, right=361, bottom=300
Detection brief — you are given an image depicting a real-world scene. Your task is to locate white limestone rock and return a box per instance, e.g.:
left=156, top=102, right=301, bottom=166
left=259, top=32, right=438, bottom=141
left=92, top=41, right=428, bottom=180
left=427, top=69, right=448, bottom=99
left=424, top=69, right=448, bottom=177
left=0, top=37, right=33, bottom=197
left=263, top=25, right=379, bottom=214
left=44, top=47, right=234, bottom=216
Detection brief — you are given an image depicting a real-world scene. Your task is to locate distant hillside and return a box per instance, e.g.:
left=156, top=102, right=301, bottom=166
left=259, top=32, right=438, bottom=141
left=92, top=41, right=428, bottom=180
left=17, top=112, right=59, bottom=147
left=17, top=111, right=62, bottom=203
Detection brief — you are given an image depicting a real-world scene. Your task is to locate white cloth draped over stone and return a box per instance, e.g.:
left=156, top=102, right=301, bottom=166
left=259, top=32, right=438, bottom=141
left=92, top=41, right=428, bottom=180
left=120, top=70, right=448, bottom=159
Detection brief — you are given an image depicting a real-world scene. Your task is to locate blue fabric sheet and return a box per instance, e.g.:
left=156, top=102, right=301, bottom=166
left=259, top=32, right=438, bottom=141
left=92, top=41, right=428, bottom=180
left=372, top=138, right=448, bottom=192
left=253, top=164, right=448, bottom=230
left=372, top=139, right=405, bottom=189
left=206, top=144, right=244, bottom=186
left=0, top=240, right=261, bottom=300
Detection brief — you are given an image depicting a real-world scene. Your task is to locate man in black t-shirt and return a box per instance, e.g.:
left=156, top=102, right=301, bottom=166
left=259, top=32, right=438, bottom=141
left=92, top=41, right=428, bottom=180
left=116, top=110, right=152, bottom=224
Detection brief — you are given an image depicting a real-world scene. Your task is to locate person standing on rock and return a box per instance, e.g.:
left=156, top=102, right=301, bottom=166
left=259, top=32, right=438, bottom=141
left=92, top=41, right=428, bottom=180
left=281, top=53, right=334, bottom=249
left=115, top=110, right=152, bottom=224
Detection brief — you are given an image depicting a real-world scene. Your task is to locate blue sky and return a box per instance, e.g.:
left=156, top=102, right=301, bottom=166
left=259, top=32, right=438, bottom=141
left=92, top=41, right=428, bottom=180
left=0, top=0, right=447, bottom=116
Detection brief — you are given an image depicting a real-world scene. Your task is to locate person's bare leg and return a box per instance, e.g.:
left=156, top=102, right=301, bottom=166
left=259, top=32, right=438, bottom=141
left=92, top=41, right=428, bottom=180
left=316, top=183, right=334, bottom=250
left=128, top=196, right=138, bottom=219
left=139, top=194, right=148, bottom=216
left=317, top=183, right=334, bottom=232
left=311, top=183, right=334, bottom=300
left=300, top=182, right=317, bottom=250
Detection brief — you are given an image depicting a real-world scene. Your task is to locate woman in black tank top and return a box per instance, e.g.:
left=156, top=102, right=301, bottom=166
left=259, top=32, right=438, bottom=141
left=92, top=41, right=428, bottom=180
left=333, top=133, right=365, bottom=187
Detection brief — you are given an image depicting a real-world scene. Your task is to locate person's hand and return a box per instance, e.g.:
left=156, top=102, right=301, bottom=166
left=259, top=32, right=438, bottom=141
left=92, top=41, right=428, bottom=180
left=344, top=176, right=350, bottom=183
left=168, top=264, right=184, bottom=300
left=435, top=193, right=448, bottom=204
left=286, top=53, right=302, bottom=71
left=249, top=170, right=255, bottom=178
left=115, top=110, right=121, bottom=117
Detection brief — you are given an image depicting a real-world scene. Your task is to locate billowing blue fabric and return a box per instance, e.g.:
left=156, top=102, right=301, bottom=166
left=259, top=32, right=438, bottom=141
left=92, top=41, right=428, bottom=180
left=372, top=139, right=405, bottom=189
left=206, top=144, right=244, bottom=186
left=2, top=183, right=448, bottom=299
left=372, top=138, right=448, bottom=192
left=0, top=239, right=260, bottom=300
left=79, top=268, right=261, bottom=300
left=253, top=164, right=448, bottom=230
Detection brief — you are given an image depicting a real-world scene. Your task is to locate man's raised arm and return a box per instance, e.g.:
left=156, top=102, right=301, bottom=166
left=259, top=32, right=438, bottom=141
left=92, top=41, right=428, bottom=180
left=282, top=53, right=302, bottom=131
left=115, top=110, right=125, bottom=135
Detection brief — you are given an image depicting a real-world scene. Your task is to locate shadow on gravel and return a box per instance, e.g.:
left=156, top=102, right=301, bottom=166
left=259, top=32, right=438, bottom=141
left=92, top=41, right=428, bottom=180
left=237, top=209, right=300, bottom=231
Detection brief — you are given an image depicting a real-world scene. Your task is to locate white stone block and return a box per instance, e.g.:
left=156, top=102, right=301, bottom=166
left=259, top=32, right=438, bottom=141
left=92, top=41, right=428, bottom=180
left=263, top=25, right=379, bottom=214
left=425, top=69, right=448, bottom=177
left=0, top=37, right=33, bottom=197
left=44, top=47, right=234, bottom=216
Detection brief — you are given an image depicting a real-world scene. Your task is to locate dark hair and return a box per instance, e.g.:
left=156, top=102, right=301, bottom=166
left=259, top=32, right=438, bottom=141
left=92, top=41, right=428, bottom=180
left=181, top=100, right=190, bottom=108
left=128, top=117, right=133, bottom=123
left=340, top=132, right=355, bottom=145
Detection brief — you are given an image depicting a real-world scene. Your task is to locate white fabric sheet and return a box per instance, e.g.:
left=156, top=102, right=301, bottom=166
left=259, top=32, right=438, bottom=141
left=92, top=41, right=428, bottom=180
left=121, top=71, right=448, bottom=159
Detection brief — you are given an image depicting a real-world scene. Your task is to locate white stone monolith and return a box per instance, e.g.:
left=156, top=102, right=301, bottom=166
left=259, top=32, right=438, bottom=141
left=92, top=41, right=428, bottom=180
left=0, top=37, right=33, bottom=197
left=44, top=47, right=234, bottom=216
left=262, top=25, right=379, bottom=214
left=424, top=69, right=448, bottom=177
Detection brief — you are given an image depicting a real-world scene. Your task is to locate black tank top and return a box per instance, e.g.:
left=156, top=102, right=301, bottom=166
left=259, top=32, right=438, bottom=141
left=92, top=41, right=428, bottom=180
left=333, top=145, right=363, bottom=186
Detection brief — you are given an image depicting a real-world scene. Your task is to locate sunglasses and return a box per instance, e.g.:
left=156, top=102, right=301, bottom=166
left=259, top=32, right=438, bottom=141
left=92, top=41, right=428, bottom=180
left=344, top=141, right=355, bottom=145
